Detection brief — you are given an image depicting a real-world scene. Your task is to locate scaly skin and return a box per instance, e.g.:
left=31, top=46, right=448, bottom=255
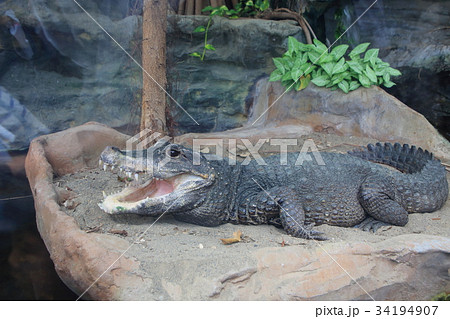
left=98, top=141, right=448, bottom=239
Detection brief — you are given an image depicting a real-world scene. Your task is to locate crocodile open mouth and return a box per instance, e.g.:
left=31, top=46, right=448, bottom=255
left=98, top=173, right=205, bottom=214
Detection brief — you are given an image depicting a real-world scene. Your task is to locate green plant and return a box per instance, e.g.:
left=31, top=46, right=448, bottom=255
left=236, top=0, right=270, bottom=17
left=431, top=292, right=450, bottom=301
left=269, top=37, right=402, bottom=93
left=190, top=1, right=270, bottom=60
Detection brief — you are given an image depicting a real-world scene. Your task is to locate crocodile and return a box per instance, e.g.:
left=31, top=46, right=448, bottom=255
left=97, top=140, right=448, bottom=239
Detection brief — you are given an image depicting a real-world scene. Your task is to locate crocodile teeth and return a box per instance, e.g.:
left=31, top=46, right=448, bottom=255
left=127, top=172, right=132, bottom=178
left=134, top=173, right=139, bottom=181
left=99, top=159, right=103, bottom=166
left=111, top=165, right=115, bottom=171
left=102, top=191, right=107, bottom=199
left=103, top=164, right=107, bottom=171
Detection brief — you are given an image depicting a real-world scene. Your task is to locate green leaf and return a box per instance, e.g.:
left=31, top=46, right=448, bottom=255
left=332, top=57, right=346, bottom=75
left=321, top=62, right=335, bottom=77
left=349, top=42, right=370, bottom=57
left=349, top=81, right=361, bottom=91
left=388, top=67, right=402, bottom=77
left=296, top=41, right=309, bottom=52
left=325, top=81, right=335, bottom=88
left=205, top=44, right=216, bottom=51
left=300, top=52, right=309, bottom=65
left=312, top=68, right=323, bottom=78
left=293, top=79, right=302, bottom=91
left=331, top=72, right=347, bottom=85
left=383, top=80, right=396, bottom=88
left=307, top=51, right=321, bottom=63
left=319, top=54, right=334, bottom=64
left=269, top=70, right=283, bottom=82
left=374, top=67, right=385, bottom=76
left=305, top=44, right=316, bottom=52
left=291, top=68, right=303, bottom=81
left=313, top=38, right=329, bottom=54
left=288, top=36, right=298, bottom=54
left=358, top=73, right=371, bottom=87
left=330, top=44, right=349, bottom=60
left=301, top=64, right=316, bottom=75
left=281, top=71, right=292, bottom=81
left=273, top=57, right=285, bottom=73
left=311, top=75, right=331, bottom=87
left=283, top=58, right=294, bottom=70
left=189, top=52, right=202, bottom=58
left=338, top=80, right=350, bottom=93
left=330, top=85, right=338, bottom=91
left=282, top=80, right=294, bottom=91
left=364, top=48, right=379, bottom=62
left=193, top=26, right=206, bottom=33
left=283, top=51, right=293, bottom=58
left=364, top=65, right=377, bottom=83
left=258, top=0, right=270, bottom=11
left=201, top=6, right=214, bottom=12
left=382, top=72, right=390, bottom=83
left=346, top=60, right=363, bottom=74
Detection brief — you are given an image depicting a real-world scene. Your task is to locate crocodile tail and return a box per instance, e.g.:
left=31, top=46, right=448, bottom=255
left=349, top=142, right=448, bottom=212
left=348, top=142, right=436, bottom=174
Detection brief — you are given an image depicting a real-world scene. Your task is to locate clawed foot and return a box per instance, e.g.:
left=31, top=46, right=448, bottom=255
left=290, top=223, right=328, bottom=240
left=354, top=217, right=391, bottom=232
left=306, top=229, right=328, bottom=241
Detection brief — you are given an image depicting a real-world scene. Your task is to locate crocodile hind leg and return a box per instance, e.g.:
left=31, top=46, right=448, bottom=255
left=358, top=175, right=409, bottom=227
left=253, top=186, right=327, bottom=240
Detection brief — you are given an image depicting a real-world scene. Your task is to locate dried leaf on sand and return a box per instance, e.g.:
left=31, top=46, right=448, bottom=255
left=220, top=230, right=242, bottom=245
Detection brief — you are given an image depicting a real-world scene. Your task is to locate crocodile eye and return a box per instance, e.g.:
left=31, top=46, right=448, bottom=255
left=168, top=148, right=181, bottom=158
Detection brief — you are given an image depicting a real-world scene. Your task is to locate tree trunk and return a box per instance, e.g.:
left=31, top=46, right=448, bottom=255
left=141, top=0, right=167, bottom=133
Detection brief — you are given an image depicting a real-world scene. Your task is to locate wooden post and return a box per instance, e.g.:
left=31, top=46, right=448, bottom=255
left=141, top=0, right=168, bottom=133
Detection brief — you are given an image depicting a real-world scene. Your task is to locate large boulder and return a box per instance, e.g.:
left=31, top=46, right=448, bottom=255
left=178, top=79, right=450, bottom=162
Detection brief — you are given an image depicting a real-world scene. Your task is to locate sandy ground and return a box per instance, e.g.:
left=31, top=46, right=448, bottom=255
left=54, top=133, right=450, bottom=269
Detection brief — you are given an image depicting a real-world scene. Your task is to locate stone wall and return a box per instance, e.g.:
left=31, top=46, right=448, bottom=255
left=0, top=0, right=448, bottom=150
left=166, top=15, right=305, bottom=134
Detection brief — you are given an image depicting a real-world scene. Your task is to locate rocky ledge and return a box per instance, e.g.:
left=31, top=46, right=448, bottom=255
left=26, top=121, right=449, bottom=300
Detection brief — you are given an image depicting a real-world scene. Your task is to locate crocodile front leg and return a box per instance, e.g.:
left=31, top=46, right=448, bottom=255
left=237, top=186, right=326, bottom=240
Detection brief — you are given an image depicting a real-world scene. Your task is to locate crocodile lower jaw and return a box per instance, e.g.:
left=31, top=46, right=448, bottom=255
left=98, top=173, right=204, bottom=214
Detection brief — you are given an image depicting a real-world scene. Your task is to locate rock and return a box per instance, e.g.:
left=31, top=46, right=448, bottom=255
left=178, top=78, right=450, bottom=162
left=166, top=15, right=306, bottom=134
left=25, top=122, right=450, bottom=300
left=1, top=1, right=448, bottom=147
left=0, top=0, right=142, bottom=144
left=323, top=0, right=450, bottom=139
left=0, top=3, right=305, bottom=148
